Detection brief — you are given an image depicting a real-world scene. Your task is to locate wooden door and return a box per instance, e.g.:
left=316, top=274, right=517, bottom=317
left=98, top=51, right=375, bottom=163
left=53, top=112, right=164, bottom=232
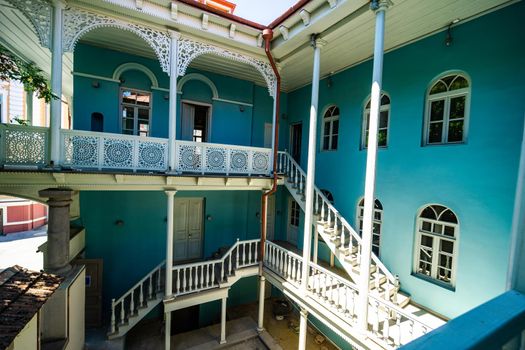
left=187, top=199, right=203, bottom=259
left=72, top=259, right=103, bottom=328
left=266, top=195, right=275, bottom=241
left=181, top=103, right=195, bottom=141
left=287, top=198, right=300, bottom=245
left=290, top=123, right=302, bottom=164
left=173, top=198, right=203, bottom=261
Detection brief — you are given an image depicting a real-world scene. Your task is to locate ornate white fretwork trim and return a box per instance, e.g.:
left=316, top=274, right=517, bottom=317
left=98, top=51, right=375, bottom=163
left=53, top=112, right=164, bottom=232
left=62, top=7, right=171, bottom=73
left=177, top=38, right=277, bottom=98
left=5, top=0, right=52, bottom=48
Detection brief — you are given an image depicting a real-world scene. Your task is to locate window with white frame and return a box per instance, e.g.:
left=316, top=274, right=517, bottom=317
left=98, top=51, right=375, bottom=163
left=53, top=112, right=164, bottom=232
left=321, top=106, right=339, bottom=151
left=121, top=88, right=151, bottom=136
left=414, top=204, right=458, bottom=287
left=362, top=94, right=390, bottom=149
left=357, top=198, right=383, bottom=256
left=424, top=73, right=470, bottom=145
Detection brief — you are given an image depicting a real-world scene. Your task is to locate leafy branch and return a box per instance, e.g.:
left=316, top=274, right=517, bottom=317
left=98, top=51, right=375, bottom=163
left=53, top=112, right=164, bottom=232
left=0, top=44, right=55, bottom=102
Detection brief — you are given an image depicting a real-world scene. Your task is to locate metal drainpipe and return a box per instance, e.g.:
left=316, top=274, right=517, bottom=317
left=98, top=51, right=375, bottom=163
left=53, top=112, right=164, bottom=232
left=260, top=28, right=281, bottom=273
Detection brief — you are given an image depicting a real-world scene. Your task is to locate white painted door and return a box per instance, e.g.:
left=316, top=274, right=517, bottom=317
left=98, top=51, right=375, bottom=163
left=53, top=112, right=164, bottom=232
left=173, top=198, right=203, bottom=261
left=181, top=103, right=195, bottom=141
left=266, top=195, right=275, bottom=241
left=287, top=198, right=300, bottom=245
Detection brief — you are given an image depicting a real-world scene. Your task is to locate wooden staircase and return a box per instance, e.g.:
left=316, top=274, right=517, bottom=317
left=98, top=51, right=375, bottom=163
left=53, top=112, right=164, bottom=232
left=277, top=151, right=407, bottom=308
left=107, top=239, right=260, bottom=339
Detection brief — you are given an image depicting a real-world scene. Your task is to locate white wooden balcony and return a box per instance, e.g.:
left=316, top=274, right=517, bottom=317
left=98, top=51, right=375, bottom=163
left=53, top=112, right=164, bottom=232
left=0, top=124, right=272, bottom=176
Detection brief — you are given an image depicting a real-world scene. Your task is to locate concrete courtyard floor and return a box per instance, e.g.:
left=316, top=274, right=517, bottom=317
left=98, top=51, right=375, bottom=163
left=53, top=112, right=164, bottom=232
left=0, top=226, right=47, bottom=271
left=124, top=298, right=339, bottom=350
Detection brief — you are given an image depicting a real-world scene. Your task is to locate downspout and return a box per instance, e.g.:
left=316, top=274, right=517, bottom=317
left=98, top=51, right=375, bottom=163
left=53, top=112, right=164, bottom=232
left=260, top=28, right=281, bottom=273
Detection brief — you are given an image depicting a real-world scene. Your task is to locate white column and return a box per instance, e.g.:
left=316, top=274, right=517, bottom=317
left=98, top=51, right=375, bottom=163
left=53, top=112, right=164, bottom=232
left=50, top=0, right=65, bottom=167
left=301, top=37, right=325, bottom=292
left=357, top=0, right=389, bottom=332
left=165, top=189, right=176, bottom=350
left=26, top=90, right=33, bottom=125
left=165, top=190, right=176, bottom=297
left=257, top=275, right=266, bottom=331
left=298, top=308, right=308, bottom=350
left=313, top=228, right=319, bottom=264
left=220, top=296, right=227, bottom=344
left=165, top=311, right=171, bottom=350
left=168, top=31, right=180, bottom=172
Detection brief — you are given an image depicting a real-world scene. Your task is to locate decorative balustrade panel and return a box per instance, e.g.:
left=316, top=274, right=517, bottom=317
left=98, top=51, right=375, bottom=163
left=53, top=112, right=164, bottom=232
left=62, top=130, right=168, bottom=172
left=176, top=141, right=271, bottom=175
left=0, top=125, right=49, bottom=167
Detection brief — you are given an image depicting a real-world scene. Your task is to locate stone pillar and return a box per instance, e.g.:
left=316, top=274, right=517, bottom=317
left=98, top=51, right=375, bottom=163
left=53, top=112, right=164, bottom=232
left=39, top=188, right=74, bottom=275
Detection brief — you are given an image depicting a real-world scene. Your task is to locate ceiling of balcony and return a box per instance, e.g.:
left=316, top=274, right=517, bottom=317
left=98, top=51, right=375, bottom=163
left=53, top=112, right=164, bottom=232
left=0, top=0, right=517, bottom=98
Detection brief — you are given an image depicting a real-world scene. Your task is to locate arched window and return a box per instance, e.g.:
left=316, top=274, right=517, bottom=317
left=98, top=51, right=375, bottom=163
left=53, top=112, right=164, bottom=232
left=424, top=73, right=470, bottom=145
left=357, top=198, right=383, bottom=256
left=321, top=106, right=339, bottom=151
left=320, top=189, right=334, bottom=204
left=414, top=204, right=459, bottom=286
left=362, top=94, right=390, bottom=149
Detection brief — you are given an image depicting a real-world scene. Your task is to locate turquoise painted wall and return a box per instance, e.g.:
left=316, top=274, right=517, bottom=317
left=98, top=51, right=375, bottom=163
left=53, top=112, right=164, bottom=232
left=80, top=190, right=263, bottom=310
left=282, top=2, right=525, bottom=318
left=73, top=44, right=286, bottom=148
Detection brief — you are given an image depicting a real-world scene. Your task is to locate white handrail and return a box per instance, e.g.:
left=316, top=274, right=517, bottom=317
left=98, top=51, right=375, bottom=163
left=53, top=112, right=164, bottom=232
left=264, top=241, right=433, bottom=346
left=277, top=151, right=398, bottom=287
left=113, top=260, right=165, bottom=306
left=172, top=239, right=260, bottom=296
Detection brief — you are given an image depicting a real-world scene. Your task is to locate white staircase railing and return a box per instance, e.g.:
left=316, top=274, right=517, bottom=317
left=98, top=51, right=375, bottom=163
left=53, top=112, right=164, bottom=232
left=172, top=239, right=260, bottom=297
left=276, top=151, right=399, bottom=300
left=110, top=261, right=165, bottom=335
left=264, top=241, right=432, bottom=348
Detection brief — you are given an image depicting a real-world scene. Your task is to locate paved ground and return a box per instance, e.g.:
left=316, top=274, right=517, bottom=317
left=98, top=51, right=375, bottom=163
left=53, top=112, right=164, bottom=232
left=0, top=226, right=47, bottom=271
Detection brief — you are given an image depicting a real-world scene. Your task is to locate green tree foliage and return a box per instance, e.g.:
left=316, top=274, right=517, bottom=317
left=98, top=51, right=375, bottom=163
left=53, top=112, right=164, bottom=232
left=0, top=44, right=54, bottom=102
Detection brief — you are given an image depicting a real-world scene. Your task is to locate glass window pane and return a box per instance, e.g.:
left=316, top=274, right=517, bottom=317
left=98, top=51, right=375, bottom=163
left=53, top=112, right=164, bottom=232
left=381, top=94, right=390, bottom=105
left=379, top=111, right=389, bottom=128
left=139, top=122, right=149, bottom=132
left=421, top=207, right=436, bottom=219
left=138, top=108, right=150, bottom=119
left=136, top=93, right=150, bottom=106
left=332, top=120, right=339, bottom=134
left=450, top=76, right=468, bottom=90
left=378, top=130, right=387, bottom=147
left=122, top=90, right=137, bottom=104
left=430, top=81, right=447, bottom=94
left=324, top=122, right=331, bottom=135
left=444, top=225, right=455, bottom=237
left=421, top=234, right=433, bottom=248
left=433, top=223, right=443, bottom=234
left=430, top=100, right=445, bottom=121
left=331, top=135, right=338, bottom=150
left=421, top=221, right=432, bottom=232
left=447, top=120, right=464, bottom=142
left=332, top=107, right=340, bottom=116
left=441, top=209, right=458, bottom=224
left=442, top=75, right=455, bottom=87
left=450, top=96, right=466, bottom=119
left=428, top=122, right=443, bottom=143
left=440, top=240, right=454, bottom=254
left=123, top=118, right=134, bottom=130
left=373, top=223, right=381, bottom=234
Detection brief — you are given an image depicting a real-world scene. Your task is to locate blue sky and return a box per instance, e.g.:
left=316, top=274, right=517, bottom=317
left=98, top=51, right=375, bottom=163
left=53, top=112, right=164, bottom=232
left=232, top=0, right=298, bottom=25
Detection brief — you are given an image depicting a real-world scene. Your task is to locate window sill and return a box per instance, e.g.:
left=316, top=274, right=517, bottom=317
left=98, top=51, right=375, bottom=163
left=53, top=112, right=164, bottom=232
left=411, top=272, right=456, bottom=292
left=422, top=141, right=466, bottom=147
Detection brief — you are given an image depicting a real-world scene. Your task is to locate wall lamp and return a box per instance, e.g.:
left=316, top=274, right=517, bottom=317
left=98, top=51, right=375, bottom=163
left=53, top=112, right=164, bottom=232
left=239, top=105, right=245, bottom=112
left=91, top=81, right=100, bottom=88
left=115, top=219, right=124, bottom=226
left=327, top=72, right=334, bottom=88
left=207, top=215, right=213, bottom=221
left=445, top=18, right=460, bottom=47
